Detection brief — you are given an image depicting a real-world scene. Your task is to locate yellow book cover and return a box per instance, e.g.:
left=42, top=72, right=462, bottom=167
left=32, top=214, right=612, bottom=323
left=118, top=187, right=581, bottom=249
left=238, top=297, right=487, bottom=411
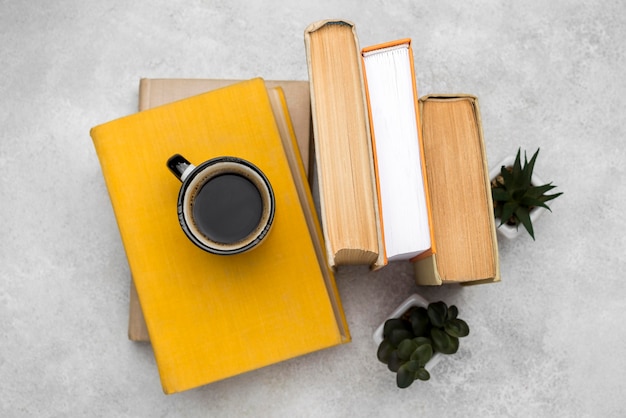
left=90, top=78, right=350, bottom=394
left=129, top=78, right=314, bottom=342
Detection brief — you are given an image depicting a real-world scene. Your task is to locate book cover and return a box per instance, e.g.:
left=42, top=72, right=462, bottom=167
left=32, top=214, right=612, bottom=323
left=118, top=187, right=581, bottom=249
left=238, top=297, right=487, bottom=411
left=361, top=39, right=435, bottom=264
left=413, top=94, right=500, bottom=285
left=138, top=78, right=313, bottom=176
left=304, top=19, right=385, bottom=270
left=129, top=78, right=314, bottom=342
left=91, top=78, right=350, bottom=393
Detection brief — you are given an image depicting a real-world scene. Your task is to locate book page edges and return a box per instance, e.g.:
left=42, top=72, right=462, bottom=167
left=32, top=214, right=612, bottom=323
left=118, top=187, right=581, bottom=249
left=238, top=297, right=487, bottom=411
left=413, top=254, right=442, bottom=286
left=304, top=20, right=385, bottom=271
left=304, top=23, right=334, bottom=269
left=463, top=95, right=500, bottom=284
left=413, top=94, right=500, bottom=285
left=360, top=45, right=389, bottom=267
left=408, top=45, right=437, bottom=259
left=361, top=39, right=436, bottom=266
left=268, top=87, right=351, bottom=341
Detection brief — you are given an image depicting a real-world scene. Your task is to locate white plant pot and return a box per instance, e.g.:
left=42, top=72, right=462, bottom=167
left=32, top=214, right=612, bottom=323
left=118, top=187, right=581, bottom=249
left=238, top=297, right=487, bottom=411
left=373, top=294, right=443, bottom=370
left=489, top=156, right=548, bottom=240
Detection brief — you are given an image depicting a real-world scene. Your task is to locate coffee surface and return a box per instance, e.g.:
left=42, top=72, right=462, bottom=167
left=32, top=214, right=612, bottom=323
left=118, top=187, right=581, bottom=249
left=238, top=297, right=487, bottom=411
left=192, top=173, right=263, bottom=244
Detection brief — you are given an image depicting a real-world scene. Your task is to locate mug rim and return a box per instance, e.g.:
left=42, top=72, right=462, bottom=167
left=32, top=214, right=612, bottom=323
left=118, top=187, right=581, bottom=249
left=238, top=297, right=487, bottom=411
left=176, top=156, right=275, bottom=255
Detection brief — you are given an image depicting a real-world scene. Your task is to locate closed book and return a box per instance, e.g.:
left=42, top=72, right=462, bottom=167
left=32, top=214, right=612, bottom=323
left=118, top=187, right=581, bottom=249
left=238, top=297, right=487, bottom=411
left=413, top=95, right=500, bottom=285
left=361, top=39, right=435, bottom=264
left=304, top=19, right=385, bottom=270
left=129, top=78, right=314, bottom=342
left=91, top=78, right=350, bottom=394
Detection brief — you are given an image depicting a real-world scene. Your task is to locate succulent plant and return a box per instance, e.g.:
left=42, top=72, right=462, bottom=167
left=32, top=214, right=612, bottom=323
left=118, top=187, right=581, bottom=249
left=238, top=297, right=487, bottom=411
left=491, top=148, right=562, bottom=240
left=376, top=301, right=469, bottom=389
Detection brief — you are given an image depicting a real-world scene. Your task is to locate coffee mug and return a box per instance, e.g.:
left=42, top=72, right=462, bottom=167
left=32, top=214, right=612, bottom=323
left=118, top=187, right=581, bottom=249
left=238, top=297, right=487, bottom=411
left=167, top=154, right=275, bottom=255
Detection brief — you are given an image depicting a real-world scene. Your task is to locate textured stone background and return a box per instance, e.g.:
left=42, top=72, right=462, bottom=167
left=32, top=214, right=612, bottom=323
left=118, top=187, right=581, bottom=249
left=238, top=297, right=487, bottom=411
left=2, top=1, right=625, bottom=416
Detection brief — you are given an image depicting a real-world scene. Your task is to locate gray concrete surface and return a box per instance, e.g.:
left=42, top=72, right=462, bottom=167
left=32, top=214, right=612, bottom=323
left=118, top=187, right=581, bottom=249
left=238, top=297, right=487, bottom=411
left=2, top=1, right=624, bottom=416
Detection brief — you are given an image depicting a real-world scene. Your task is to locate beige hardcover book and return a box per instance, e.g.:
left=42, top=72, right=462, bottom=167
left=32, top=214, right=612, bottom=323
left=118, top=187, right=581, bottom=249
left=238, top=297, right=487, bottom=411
left=413, top=95, right=500, bottom=285
left=129, top=78, right=314, bottom=342
left=304, top=19, right=384, bottom=270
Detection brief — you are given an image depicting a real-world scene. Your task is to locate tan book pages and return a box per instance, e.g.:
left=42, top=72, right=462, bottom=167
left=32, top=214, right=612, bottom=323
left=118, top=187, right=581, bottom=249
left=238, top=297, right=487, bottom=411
left=305, top=20, right=384, bottom=269
left=413, top=95, right=500, bottom=285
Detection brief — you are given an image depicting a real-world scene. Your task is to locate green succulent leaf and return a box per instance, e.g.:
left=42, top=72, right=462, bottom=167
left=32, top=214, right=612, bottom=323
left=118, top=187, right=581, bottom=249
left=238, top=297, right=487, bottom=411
left=377, top=339, right=395, bottom=364
left=514, top=206, right=535, bottom=240
left=538, top=191, right=564, bottom=209
left=431, top=328, right=459, bottom=354
left=512, top=148, right=522, bottom=174
left=397, top=339, right=418, bottom=361
left=539, top=191, right=563, bottom=203
left=444, top=318, right=470, bottom=338
left=529, top=183, right=557, bottom=197
left=499, top=202, right=517, bottom=226
left=389, top=328, right=415, bottom=347
left=520, top=196, right=547, bottom=209
left=405, top=359, right=421, bottom=373
left=524, top=148, right=540, bottom=186
left=428, top=302, right=448, bottom=328
left=387, top=350, right=403, bottom=372
left=412, top=336, right=432, bottom=347
left=415, top=367, right=431, bottom=381
left=383, top=318, right=410, bottom=340
left=517, top=149, right=539, bottom=189
left=492, top=187, right=511, bottom=202
left=396, top=364, right=417, bottom=389
left=410, top=343, right=433, bottom=367
left=500, top=163, right=515, bottom=187
left=447, top=305, right=459, bottom=320
left=409, top=307, right=430, bottom=337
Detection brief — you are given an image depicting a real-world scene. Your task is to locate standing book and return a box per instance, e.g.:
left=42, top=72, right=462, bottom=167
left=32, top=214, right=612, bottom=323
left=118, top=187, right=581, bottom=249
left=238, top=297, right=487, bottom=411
left=413, top=94, right=500, bottom=285
left=91, top=78, right=350, bottom=394
left=361, top=39, right=434, bottom=264
left=304, top=19, right=385, bottom=270
left=129, top=78, right=314, bottom=342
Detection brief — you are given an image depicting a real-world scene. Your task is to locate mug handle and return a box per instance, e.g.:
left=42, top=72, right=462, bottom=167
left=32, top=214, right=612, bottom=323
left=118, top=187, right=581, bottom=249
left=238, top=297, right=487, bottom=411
left=167, top=154, right=195, bottom=182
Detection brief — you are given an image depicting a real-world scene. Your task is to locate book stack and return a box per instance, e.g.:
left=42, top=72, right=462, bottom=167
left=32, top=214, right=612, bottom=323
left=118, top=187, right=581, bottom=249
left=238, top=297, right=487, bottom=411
left=91, top=78, right=350, bottom=394
left=92, top=18, right=500, bottom=394
left=305, top=19, right=500, bottom=285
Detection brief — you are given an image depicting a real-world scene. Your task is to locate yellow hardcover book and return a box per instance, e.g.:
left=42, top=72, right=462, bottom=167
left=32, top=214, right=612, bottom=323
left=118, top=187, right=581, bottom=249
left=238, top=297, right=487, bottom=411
left=413, top=94, right=500, bottom=285
left=304, top=19, right=385, bottom=270
left=129, top=78, right=314, bottom=342
left=91, top=78, right=350, bottom=394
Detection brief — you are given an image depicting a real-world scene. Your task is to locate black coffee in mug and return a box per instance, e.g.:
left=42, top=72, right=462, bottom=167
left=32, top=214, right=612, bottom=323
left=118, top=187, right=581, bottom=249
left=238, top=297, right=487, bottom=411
left=167, top=155, right=275, bottom=255
left=192, top=173, right=263, bottom=244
